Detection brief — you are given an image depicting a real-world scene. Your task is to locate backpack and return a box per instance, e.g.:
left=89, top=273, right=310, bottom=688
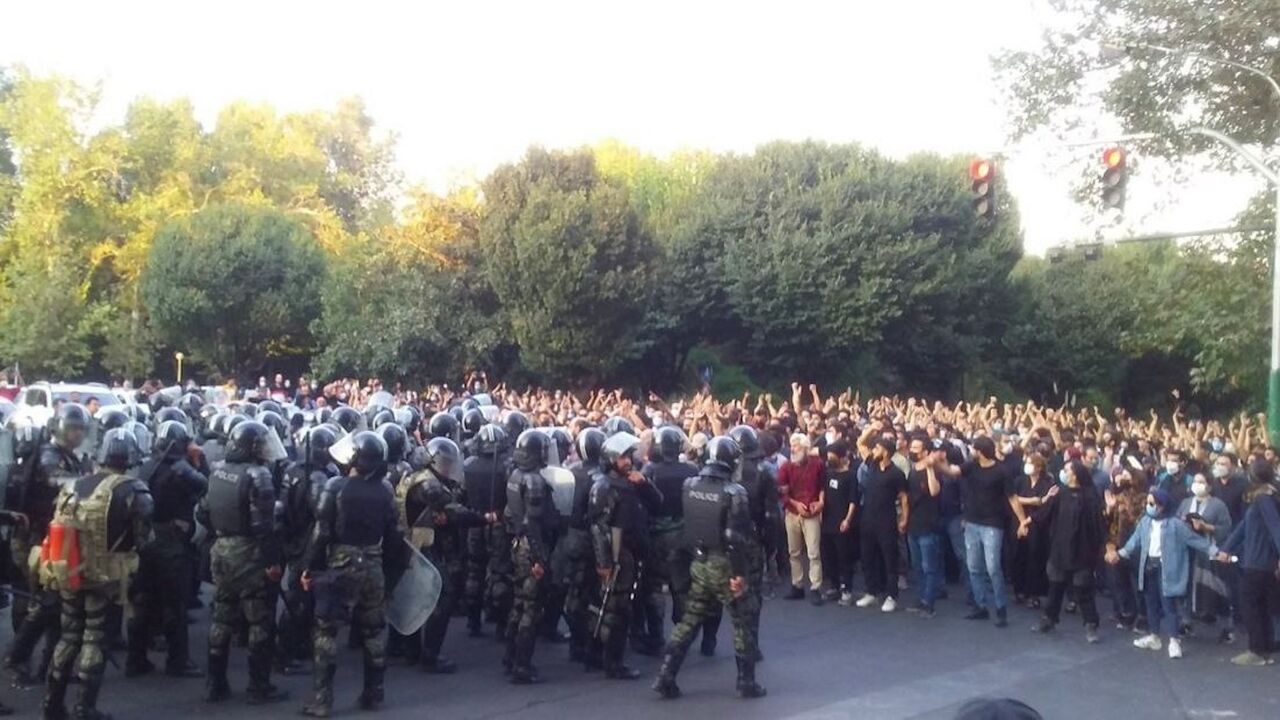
left=395, top=471, right=435, bottom=549
left=40, top=472, right=139, bottom=594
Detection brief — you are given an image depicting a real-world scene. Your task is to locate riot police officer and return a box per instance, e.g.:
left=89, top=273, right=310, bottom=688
left=200, top=421, right=289, bottom=705
left=503, top=430, right=552, bottom=684
left=43, top=427, right=154, bottom=720
left=641, top=426, right=700, bottom=655
left=589, top=432, right=661, bottom=679
left=300, top=431, right=403, bottom=717
left=728, top=424, right=779, bottom=662
left=276, top=425, right=338, bottom=674
left=126, top=421, right=207, bottom=679
left=376, top=423, right=412, bottom=487
left=462, top=424, right=509, bottom=638
left=565, top=428, right=605, bottom=667
left=653, top=436, right=765, bottom=700
left=6, top=403, right=91, bottom=687
left=398, top=438, right=489, bottom=672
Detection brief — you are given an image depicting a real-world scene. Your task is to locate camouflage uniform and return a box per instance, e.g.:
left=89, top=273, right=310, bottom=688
left=503, top=454, right=550, bottom=684
left=44, top=470, right=153, bottom=720
left=302, top=468, right=402, bottom=717
left=462, top=451, right=509, bottom=636
left=590, top=466, right=661, bottom=677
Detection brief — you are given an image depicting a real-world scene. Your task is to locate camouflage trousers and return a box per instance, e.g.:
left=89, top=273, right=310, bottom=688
left=504, top=537, right=544, bottom=671
left=208, top=536, right=277, bottom=687
left=7, top=532, right=61, bottom=671
left=560, top=529, right=597, bottom=657
left=463, top=526, right=490, bottom=630
left=46, top=586, right=115, bottom=691
left=666, top=553, right=758, bottom=660
left=598, top=547, right=637, bottom=663
left=310, top=545, right=386, bottom=707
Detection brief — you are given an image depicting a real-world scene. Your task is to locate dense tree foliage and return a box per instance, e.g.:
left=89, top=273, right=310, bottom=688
left=142, top=204, right=326, bottom=378
left=0, top=64, right=1271, bottom=415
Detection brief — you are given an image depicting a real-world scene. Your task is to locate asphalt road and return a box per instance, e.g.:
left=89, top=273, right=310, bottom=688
left=2, top=584, right=1276, bottom=720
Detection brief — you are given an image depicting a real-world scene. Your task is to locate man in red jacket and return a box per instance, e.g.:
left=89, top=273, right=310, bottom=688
left=779, top=434, right=825, bottom=604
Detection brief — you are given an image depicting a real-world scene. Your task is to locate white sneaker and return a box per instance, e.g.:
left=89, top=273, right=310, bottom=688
left=1168, top=638, right=1183, bottom=659
left=1132, top=634, right=1163, bottom=651
left=881, top=596, right=898, bottom=613
left=838, top=591, right=855, bottom=607
left=855, top=593, right=878, bottom=608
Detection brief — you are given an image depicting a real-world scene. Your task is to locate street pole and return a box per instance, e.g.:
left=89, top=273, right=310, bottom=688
left=1106, top=41, right=1280, bottom=443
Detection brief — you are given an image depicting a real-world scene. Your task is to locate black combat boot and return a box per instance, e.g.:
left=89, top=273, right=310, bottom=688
left=300, top=664, right=336, bottom=717
left=245, top=646, right=289, bottom=705
left=42, top=668, right=71, bottom=720
left=72, top=670, right=113, bottom=720
left=651, top=649, right=685, bottom=699
left=358, top=664, right=385, bottom=710
left=735, top=656, right=766, bottom=699
left=204, top=653, right=231, bottom=703
left=603, top=633, right=640, bottom=680
left=582, top=637, right=604, bottom=672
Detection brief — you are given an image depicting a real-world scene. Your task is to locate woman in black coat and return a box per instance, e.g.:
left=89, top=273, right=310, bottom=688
left=1012, top=452, right=1054, bottom=608
left=1029, top=459, right=1107, bottom=642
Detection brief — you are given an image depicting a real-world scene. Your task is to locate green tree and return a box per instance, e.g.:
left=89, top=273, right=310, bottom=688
left=479, top=147, right=655, bottom=385
left=142, top=203, right=326, bottom=378
left=312, top=190, right=506, bottom=381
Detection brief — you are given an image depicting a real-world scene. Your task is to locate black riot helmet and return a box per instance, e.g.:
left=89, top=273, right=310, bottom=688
left=396, top=406, right=422, bottom=434
left=473, top=423, right=507, bottom=457
left=424, top=437, right=465, bottom=484
left=222, top=413, right=249, bottom=440
left=52, top=403, right=92, bottom=450
left=461, top=408, right=485, bottom=439
left=602, top=416, right=635, bottom=438
left=548, top=428, right=572, bottom=466
left=315, top=406, right=334, bottom=426
left=377, top=423, right=409, bottom=464
left=703, top=436, right=743, bottom=475
left=504, top=411, right=531, bottom=440
left=147, top=391, right=174, bottom=413
left=177, top=392, right=205, bottom=420
left=728, top=424, right=763, bottom=460
left=238, top=402, right=258, bottom=419
left=576, top=428, right=606, bottom=468
left=460, top=398, right=479, bottom=412
left=428, top=411, right=460, bottom=441
left=332, top=406, right=362, bottom=434
left=154, top=406, right=187, bottom=430
left=347, top=431, right=388, bottom=475
left=652, top=425, right=687, bottom=463
left=513, top=429, right=548, bottom=472
left=96, top=407, right=130, bottom=433
left=97, top=427, right=141, bottom=472
left=369, top=408, right=396, bottom=429
left=257, top=399, right=284, bottom=417
left=601, top=432, right=641, bottom=472
left=257, top=410, right=289, bottom=440
left=303, top=425, right=338, bottom=468
left=154, top=420, right=192, bottom=459
left=226, top=420, right=288, bottom=464
left=129, top=421, right=153, bottom=456
left=448, top=406, right=464, bottom=424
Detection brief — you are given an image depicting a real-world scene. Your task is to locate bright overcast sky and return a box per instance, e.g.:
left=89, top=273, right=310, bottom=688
left=3, top=0, right=1258, bottom=253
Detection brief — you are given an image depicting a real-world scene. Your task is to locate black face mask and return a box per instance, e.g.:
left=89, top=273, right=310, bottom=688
left=908, top=451, right=921, bottom=462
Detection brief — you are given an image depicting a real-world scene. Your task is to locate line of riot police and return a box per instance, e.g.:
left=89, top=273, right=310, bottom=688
left=0, top=389, right=773, bottom=718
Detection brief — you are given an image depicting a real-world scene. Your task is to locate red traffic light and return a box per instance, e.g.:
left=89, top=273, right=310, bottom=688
left=1103, top=147, right=1125, bottom=169
left=969, top=159, right=993, bottom=181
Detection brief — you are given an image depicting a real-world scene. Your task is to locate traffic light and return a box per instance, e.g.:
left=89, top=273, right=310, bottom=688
left=970, top=158, right=996, bottom=219
left=1101, top=147, right=1127, bottom=210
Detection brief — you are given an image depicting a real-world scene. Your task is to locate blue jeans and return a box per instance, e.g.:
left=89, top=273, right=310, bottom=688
left=964, top=522, right=1007, bottom=612
left=909, top=532, right=943, bottom=609
left=1141, top=567, right=1184, bottom=638
left=945, top=515, right=970, bottom=595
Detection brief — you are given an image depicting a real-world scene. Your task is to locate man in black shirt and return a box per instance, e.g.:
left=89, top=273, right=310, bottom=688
left=906, top=435, right=942, bottom=617
left=819, top=442, right=859, bottom=605
left=940, top=436, right=1030, bottom=628
left=853, top=437, right=909, bottom=613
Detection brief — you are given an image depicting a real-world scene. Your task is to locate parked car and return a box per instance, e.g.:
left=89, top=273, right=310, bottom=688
left=14, top=382, right=123, bottom=427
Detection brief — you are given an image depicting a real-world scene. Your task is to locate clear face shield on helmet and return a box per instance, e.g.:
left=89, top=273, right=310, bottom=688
left=258, top=429, right=289, bottom=464
left=602, top=432, right=642, bottom=471
left=367, top=391, right=394, bottom=412
left=430, top=451, right=465, bottom=485
left=480, top=406, right=501, bottom=424
left=538, top=428, right=563, bottom=467
left=329, top=432, right=356, bottom=467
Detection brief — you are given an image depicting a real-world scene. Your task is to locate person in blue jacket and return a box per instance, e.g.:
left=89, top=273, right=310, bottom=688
left=1215, top=459, right=1280, bottom=666
left=1107, top=488, right=1218, bottom=660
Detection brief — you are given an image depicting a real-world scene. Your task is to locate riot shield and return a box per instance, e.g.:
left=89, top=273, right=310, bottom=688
left=541, top=466, right=576, bottom=518
left=386, top=539, right=442, bottom=635
left=0, top=427, right=15, bottom=511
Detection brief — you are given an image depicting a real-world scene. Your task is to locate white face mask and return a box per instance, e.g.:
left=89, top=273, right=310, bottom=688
left=1023, top=462, right=1036, bottom=477
left=1212, top=465, right=1230, bottom=479
left=824, top=431, right=838, bottom=445
left=1191, top=481, right=1209, bottom=498
left=1165, top=461, right=1181, bottom=475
